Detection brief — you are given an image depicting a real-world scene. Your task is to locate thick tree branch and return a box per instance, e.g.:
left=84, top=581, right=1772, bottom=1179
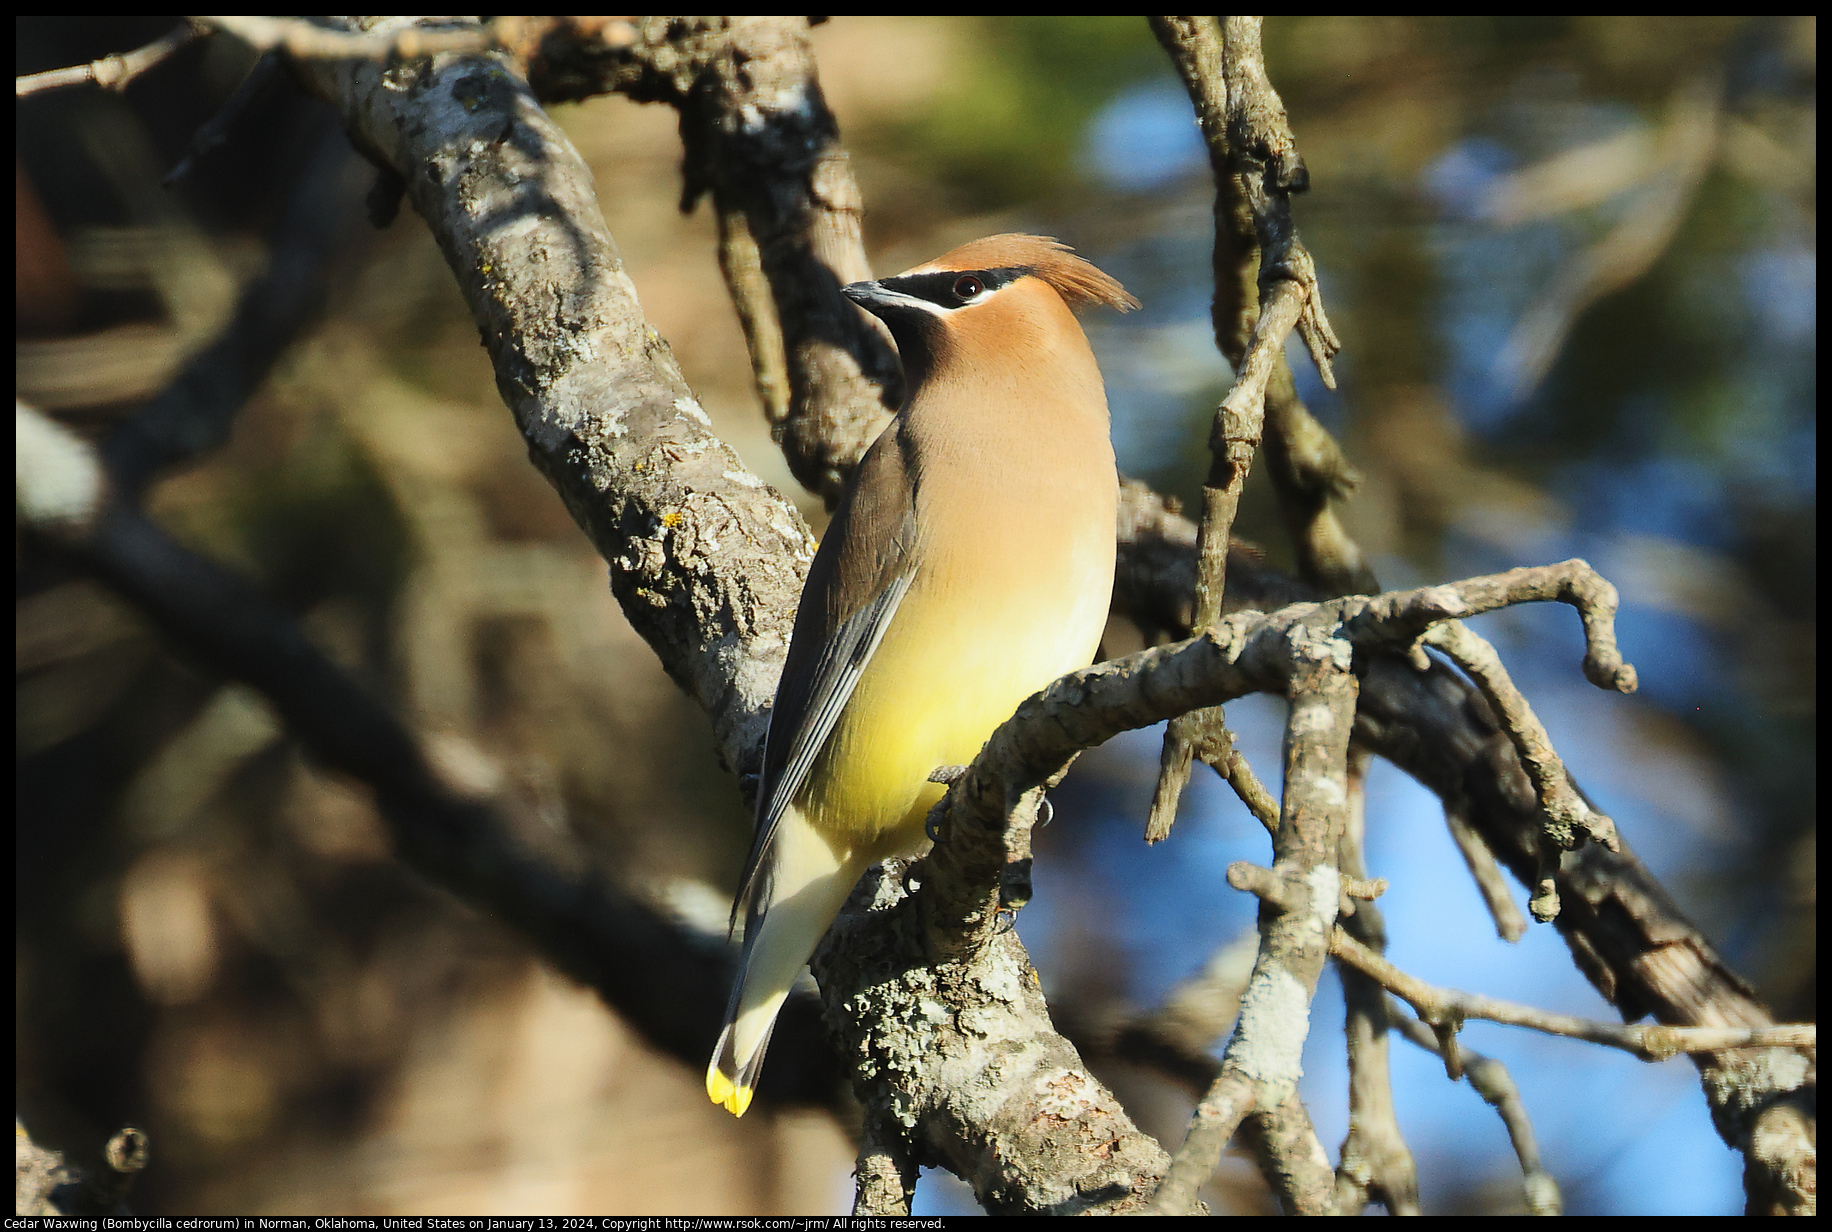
left=814, top=864, right=1171, bottom=1216
left=289, top=16, right=811, bottom=778
left=851, top=1113, right=920, bottom=1216
left=535, top=15, right=902, bottom=506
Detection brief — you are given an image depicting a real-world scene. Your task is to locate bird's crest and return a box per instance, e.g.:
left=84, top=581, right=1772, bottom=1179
left=909, top=234, right=1139, bottom=314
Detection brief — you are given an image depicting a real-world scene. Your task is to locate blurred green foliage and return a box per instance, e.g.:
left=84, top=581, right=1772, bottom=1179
left=877, top=16, right=1165, bottom=209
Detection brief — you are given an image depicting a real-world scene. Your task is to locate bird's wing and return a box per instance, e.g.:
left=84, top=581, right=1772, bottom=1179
left=731, top=426, right=918, bottom=929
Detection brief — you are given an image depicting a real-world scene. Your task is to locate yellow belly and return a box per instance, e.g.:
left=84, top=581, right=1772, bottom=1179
left=797, top=547, right=1110, bottom=858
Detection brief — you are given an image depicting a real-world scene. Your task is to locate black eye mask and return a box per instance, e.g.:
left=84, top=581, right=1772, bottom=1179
left=876, top=266, right=1028, bottom=309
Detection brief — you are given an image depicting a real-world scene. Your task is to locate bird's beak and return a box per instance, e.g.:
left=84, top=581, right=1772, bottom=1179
left=842, top=280, right=928, bottom=317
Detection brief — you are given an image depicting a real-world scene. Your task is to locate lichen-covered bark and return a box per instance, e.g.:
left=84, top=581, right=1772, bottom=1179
left=538, top=15, right=902, bottom=505
left=817, top=867, right=1169, bottom=1216
left=295, top=17, right=810, bottom=776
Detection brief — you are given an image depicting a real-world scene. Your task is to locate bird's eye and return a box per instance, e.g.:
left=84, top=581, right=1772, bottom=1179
left=952, top=275, right=985, bottom=300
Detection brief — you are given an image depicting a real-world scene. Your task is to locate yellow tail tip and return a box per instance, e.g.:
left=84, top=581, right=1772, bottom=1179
left=706, top=1067, right=754, bottom=1117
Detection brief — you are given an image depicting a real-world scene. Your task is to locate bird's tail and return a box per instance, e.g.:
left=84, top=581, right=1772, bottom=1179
left=707, top=810, right=860, bottom=1117
left=705, top=1003, right=779, bottom=1118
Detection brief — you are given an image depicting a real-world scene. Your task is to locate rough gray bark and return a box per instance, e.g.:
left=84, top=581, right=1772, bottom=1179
left=295, top=17, right=811, bottom=783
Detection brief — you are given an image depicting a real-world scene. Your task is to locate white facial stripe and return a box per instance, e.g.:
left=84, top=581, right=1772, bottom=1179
left=863, top=288, right=951, bottom=318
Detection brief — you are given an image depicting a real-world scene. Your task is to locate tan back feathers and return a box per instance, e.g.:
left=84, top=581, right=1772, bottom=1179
left=909, top=234, right=1140, bottom=314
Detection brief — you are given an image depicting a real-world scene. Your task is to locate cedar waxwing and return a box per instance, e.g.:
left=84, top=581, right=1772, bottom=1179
left=707, top=235, right=1138, bottom=1116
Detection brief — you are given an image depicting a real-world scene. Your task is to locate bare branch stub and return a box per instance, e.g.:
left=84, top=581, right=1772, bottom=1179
left=852, top=1114, right=920, bottom=1216
left=1445, top=798, right=1531, bottom=942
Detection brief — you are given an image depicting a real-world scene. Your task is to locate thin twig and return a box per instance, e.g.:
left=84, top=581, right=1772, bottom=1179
left=1445, top=797, right=1530, bottom=942
left=1220, top=742, right=1280, bottom=836
left=1333, top=746, right=1420, bottom=1216
left=1218, top=16, right=1340, bottom=385
left=714, top=205, right=791, bottom=425
left=1145, top=14, right=1356, bottom=840
left=195, top=15, right=492, bottom=61
left=1424, top=617, right=1630, bottom=920
left=1332, top=928, right=1816, bottom=1061
left=1387, top=1000, right=1561, bottom=1215
left=1144, top=279, right=1306, bottom=843
left=16, top=22, right=199, bottom=97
